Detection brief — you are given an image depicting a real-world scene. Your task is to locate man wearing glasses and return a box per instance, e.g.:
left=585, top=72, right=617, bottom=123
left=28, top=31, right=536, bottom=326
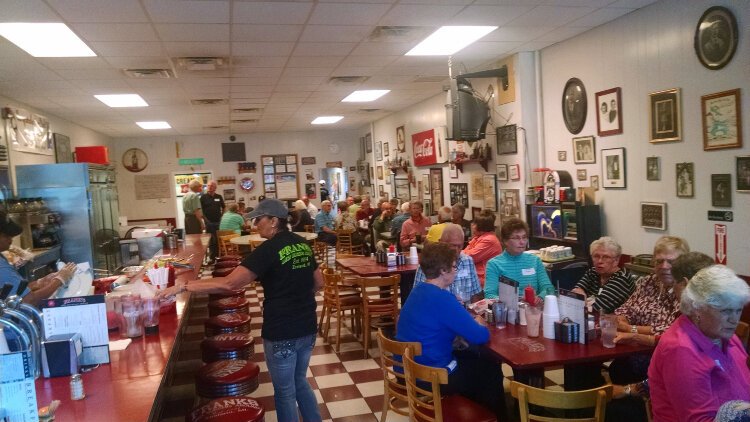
left=314, top=200, right=337, bottom=246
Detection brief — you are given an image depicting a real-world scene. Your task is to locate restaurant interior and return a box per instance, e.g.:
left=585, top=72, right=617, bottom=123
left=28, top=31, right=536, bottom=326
left=0, top=0, right=748, bottom=421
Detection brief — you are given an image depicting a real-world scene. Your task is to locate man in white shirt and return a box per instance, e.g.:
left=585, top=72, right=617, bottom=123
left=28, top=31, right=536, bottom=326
left=302, top=195, right=318, bottom=218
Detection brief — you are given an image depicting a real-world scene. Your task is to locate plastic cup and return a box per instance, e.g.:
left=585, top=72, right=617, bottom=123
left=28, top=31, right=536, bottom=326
left=600, top=314, right=617, bottom=348
left=493, top=302, right=508, bottom=329
left=142, top=297, right=161, bottom=335
left=525, top=306, right=542, bottom=337
left=122, top=300, right=144, bottom=338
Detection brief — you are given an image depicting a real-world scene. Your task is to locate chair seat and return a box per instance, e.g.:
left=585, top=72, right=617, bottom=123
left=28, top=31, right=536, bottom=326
left=338, top=296, right=362, bottom=306
left=440, top=395, right=497, bottom=422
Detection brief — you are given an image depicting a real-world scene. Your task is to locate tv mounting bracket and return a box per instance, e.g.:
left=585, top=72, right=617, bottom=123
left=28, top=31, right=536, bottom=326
left=456, top=65, right=509, bottom=91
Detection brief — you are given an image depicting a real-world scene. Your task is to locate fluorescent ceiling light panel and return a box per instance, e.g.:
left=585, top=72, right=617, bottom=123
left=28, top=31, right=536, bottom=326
left=95, top=94, right=148, bottom=108
left=136, top=121, right=171, bottom=130
left=341, top=90, right=390, bottom=102
left=311, top=116, right=343, bottom=125
left=0, top=23, right=95, bottom=57
left=406, top=26, right=497, bottom=56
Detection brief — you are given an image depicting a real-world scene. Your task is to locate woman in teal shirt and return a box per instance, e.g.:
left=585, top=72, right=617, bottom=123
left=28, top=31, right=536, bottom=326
left=484, top=217, right=554, bottom=301
left=219, top=203, right=247, bottom=234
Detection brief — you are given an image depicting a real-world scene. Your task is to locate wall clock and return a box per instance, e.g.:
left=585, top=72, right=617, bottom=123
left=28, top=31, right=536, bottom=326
left=328, top=143, right=340, bottom=154
left=240, top=177, right=255, bottom=191
left=122, top=148, right=148, bottom=172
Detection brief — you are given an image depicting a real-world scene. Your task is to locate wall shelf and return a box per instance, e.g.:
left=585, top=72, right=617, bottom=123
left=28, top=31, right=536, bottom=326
left=451, top=158, right=490, bottom=172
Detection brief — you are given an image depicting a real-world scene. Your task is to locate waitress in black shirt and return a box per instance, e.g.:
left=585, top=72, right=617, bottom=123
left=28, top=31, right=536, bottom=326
left=159, top=199, right=323, bottom=422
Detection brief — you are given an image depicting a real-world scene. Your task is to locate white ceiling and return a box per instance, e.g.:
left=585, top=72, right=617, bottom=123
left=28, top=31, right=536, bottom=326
left=0, top=0, right=657, bottom=138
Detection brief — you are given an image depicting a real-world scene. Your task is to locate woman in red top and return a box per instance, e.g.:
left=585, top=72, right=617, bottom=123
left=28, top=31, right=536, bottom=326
left=462, top=209, right=502, bottom=287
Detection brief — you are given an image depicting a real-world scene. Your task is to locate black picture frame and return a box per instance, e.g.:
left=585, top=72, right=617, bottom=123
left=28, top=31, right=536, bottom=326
left=711, top=174, right=732, bottom=207
left=694, top=6, right=738, bottom=70
left=646, top=157, right=660, bottom=181
left=562, top=77, right=587, bottom=135
left=601, top=147, right=626, bottom=189
left=449, top=183, right=469, bottom=208
left=676, top=162, right=695, bottom=198
left=496, top=124, right=517, bottom=155
left=737, top=156, right=750, bottom=192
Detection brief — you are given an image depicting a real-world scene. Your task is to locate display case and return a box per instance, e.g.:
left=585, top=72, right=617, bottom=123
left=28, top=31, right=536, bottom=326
left=527, top=202, right=600, bottom=259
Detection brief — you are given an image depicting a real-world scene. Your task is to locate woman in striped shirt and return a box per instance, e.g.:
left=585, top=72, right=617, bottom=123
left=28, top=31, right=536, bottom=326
left=572, top=237, right=635, bottom=314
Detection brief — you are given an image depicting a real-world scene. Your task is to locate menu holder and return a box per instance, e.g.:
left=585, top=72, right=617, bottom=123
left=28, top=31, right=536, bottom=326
left=498, top=276, right=519, bottom=315
left=0, top=350, right=38, bottom=422
left=42, top=295, right=110, bottom=366
left=558, top=289, right=587, bottom=344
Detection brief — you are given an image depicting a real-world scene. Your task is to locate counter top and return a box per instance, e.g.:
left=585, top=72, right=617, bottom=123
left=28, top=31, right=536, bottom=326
left=33, top=234, right=210, bottom=421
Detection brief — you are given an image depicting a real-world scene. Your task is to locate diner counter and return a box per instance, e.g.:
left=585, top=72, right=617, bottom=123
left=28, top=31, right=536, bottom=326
left=33, top=234, right=210, bottom=422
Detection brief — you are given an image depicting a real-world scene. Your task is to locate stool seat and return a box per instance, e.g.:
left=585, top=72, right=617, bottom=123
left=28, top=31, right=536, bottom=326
left=195, top=359, right=260, bottom=399
left=208, top=297, right=250, bottom=317
left=212, top=267, right=236, bottom=277
left=205, top=313, right=252, bottom=336
left=202, top=333, right=255, bottom=363
left=186, top=397, right=265, bottom=422
left=209, top=289, right=246, bottom=301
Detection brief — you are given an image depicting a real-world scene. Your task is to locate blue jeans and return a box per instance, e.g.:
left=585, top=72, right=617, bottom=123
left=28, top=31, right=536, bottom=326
left=263, top=333, right=321, bottom=422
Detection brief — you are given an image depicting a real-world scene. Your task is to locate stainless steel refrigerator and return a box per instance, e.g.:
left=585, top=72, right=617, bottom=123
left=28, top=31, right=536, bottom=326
left=16, top=163, right=121, bottom=275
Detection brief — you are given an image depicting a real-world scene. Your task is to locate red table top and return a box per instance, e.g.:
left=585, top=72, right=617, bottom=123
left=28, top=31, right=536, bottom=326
left=483, top=322, right=653, bottom=369
left=336, top=256, right=419, bottom=277
left=34, top=234, right=210, bottom=421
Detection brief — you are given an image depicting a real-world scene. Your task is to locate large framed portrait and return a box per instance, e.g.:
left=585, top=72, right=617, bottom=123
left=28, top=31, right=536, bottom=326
left=701, top=89, right=742, bottom=150
left=736, top=156, right=750, bottom=192
left=572, top=136, right=596, bottom=164
left=595, top=87, right=622, bottom=137
left=641, top=202, right=667, bottom=231
left=496, top=124, right=518, bottom=155
left=694, top=6, right=738, bottom=70
left=676, top=162, right=695, bottom=198
left=711, top=174, right=731, bottom=207
left=649, top=88, right=681, bottom=143
left=562, top=78, right=587, bottom=135
left=601, top=147, right=626, bottom=189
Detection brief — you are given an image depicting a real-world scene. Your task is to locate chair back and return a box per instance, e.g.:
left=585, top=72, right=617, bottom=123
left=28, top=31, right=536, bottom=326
left=509, top=381, right=612, bottom=422
left=359, top=275, right=400, bottom=318
left=337, top=229, right=365, bottom=254
left=736, top=321, right=750, bottom=349
left=217, top=229, right=236, bottom=238
left=218, top=233, right=240, bottom=257
left=313, top=240, right=329, bottom=268
left=376, top=330, right=422, bottom=417
left=403, top=348, right=448, bottom=422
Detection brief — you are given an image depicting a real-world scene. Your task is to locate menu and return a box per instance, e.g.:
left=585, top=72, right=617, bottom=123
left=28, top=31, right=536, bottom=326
left=0, top=351, right=38, bottom=422
left=41, top=295, right=110, bottom=365
left=558, top=289, right=587, bottom=344
left=498, top=276, right=519, bottom=314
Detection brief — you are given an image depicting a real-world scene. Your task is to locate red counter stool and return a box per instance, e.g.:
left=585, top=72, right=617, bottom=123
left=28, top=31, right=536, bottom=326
left=216, top=255, right=242, bottom=263
left=186, top=397, right=265, bottom=422
left=201, top=333, right=255, bottom=363
left=208, top=289, right=246, bottom=302
left=195, top=359, right=260, bottom=399
left=214, top=260, right=240, bottom=270
left=212, top=267, right=236, bottom=278
left=208, top=297, right=250, bottom=317
left=205, top=313, right=252, bottom=336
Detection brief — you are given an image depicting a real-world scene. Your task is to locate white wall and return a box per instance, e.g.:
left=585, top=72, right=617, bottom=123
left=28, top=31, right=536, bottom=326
left=538, top=0, right=749, bottom=271
left=113, top=130, right=359, bottom=223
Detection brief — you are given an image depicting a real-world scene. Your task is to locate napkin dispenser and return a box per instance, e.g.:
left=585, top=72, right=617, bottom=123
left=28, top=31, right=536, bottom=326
left=554, top=318, right=580, bottom=344
left=41, top=333, right=83, bottom=378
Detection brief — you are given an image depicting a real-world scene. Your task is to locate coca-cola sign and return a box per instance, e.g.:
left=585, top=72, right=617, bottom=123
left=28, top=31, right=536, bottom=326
left=412, top=128, right=446, bottom=166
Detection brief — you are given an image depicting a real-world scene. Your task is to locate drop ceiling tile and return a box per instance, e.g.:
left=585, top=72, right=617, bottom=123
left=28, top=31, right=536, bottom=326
left=308, top=3, right=391, bottom=25
left=69, top=23, right=159, bottom=42
left=277, top=75, right=328, bottom=85
left=230, top=77, right=281, bottom=86
left=282, top=67, right=335, bottom=78
left=451, top=5, right=534, bottom=26
left=569, top=7, right=636, bottom=27
left=155, top=24, right=230, bottom=42
left=163, top=42, right=230, bottom=57
left=103, top=56, right=173, bottom=69
left=608, top=0, right=658, bottom=7
left=232, top=57, right=288, bottom=68
left=233, top=2, right=314, bottom=25
left=0, top=0, right=60, bottom=20
left=286, top=56, right=345, bottom=68
left=142, top=0, right=229, bottom=23
left=299, top=25, right=373, bottom=43
left=331, top=66, right=383, bottom=77
left=230, top=67, right=284, bottom=78
left=378, top=4, right=464, bottom=26
left=349, top=42, right=413, bottom=57
left=54, top=68, right=125, bottom=80
left=292, top=43, right=356, bottom=57
left=232, top=25, right=304, bottom=42
left=508, top=5, right=596, bottom=27
left=338, top=55, right=397, bottom=67
left=48, top=0, right=148, bottom=22
left=483, top=26, right=555, bottom=42
left=537, top=25, right=593, bottom=42
left=90, top=42, right=165, bottom=57
left=232, top=42, right=295, bottom=57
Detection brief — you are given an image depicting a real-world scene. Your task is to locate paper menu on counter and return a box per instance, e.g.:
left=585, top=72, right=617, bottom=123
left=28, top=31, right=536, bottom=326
left=558, top=289, right=587, bottom=344
left=498, top=276, right=519, bottom=312
left=0, top=351, right=39, bottom=422
left=42, top=295, right=110, bottom=365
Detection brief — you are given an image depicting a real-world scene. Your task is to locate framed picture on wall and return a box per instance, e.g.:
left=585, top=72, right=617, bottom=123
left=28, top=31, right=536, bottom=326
left=576, top=169, right=587, bottom=181
left=694, top=6, right=738, bottom=70
left=365, top=133, right=372, bottom=153
left=676, top=162, right=694, bottom=198
left=558, top=151, right=567, bottom=161
left=384, top=142, right=390, bottom=157
left=422, top=199, right=432, bottom=217
left=497, top=164, right=508, bottom=181
left=737, top=156, right=750, bottom=191
left=701, top=89, right=742, bottom=150
left=422, top=174, right=430, bottom=198
left=471, top=207, right=482, bottom=220
left=649, top=88, right=681, bottom=143
left=509, top=164, right=520, bottom=181
left=449, top=183, right=469, bottom=208
left=375, top=141, right=383, bottom=161
left=601, top=147, right=626, bottom=188
left=430, top=168, right=444, bottom=211
left=641, top=202, right=667, bottom=230
left=562, top=77, right=587, bottom=135
left=377, top=165, right=383, bottom=180
left=646, top=157, right=660, bottom=181
left=396, top=126, right=406, bottom=152
left=496, top=124, right=518, bottom=155
left=449, top=163, right=459, bottom=179
left=590, top=175, right=599, bottom=190
left=595, top=87, right=623, bottom=137
left=711, top=174, right=732, bottom=207
left=572, top=136, right=596, bottom=164
left=483, top=174, right=498, bottom=211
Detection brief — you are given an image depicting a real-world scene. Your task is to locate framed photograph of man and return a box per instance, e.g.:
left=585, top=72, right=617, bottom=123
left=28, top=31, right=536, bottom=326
left=676, top=162, right=695, bottom=198
left=602, top=147, right=626, bottom=189
left=649, top=88, right=682, bottom=143
left=694, top=6, right=738, bottom=70
left=646, top=157, right=660, bottom=181
left=595, top=87, right=623, bottom=137
left=496, top=124, right=518, bottom=155
left=497, top=164, right=508, bottom=181
left=737, top=156, right=750, bottom=192
left=701, top=89, right=742, bottom=150
left=396, top=125, right=406, bottom=152
left=711, top=174, right=732, bottom=207
left=641, top=202, right=667, bottom=231
left=573, top=136, right=596, bottom=164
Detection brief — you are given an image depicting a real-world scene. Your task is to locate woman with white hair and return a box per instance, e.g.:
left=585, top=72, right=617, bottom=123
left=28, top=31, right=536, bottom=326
left=649, top=265, right=750, bottom=422
left=289, top=199, right=313, bottom=232
left=572, top=236, right=635, bottom=314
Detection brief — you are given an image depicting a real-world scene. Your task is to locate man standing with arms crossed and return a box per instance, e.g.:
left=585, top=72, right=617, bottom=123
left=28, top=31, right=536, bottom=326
left=200, top=180, right=224, bottom=263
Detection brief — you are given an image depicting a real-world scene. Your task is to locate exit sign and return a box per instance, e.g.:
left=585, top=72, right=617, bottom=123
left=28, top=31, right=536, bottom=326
left=179, top=158, right=204, bottom=165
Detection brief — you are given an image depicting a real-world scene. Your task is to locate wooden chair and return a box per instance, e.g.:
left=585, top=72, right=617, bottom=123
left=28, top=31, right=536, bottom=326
left=359, top=275, right=400, bottom=358
left=402, top=348, right=497, bottom=422
left=320, top=268, right=362, bottom=351
left=336, top=229, right=366, bottom=255
left=313, top=240, right=329, bottom=268
left=218, top=233, right=240, bottom=257
left=510, top=381, right=613, bottom=422
left=217, top=229, right=236, bottom=238
left=376, top=330, right=422, bottom=422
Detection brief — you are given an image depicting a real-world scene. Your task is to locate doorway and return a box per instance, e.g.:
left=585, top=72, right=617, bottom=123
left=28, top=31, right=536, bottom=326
left=319, top=167, right=348, bottom=207
left=174, top=171, right=212, bottom=229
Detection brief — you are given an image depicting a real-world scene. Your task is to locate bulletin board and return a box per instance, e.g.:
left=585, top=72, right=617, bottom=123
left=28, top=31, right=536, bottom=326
left=261, top=154, right=300, bottom=200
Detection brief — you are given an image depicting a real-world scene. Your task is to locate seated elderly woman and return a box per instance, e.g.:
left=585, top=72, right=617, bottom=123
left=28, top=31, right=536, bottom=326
left=219, top=203, right=248, bottom=234
left=289, top=199, right=314, bottom=232
left=334, top=200, right=365, bottom=247
left=462, top=209, right=503, bottom=288
left=649, top=265, right=750, bottom=422
left=484, top=217, right=555, bottom=302
left=571, top=236, right=635, bottom=314
left=397, top=242, right=505, bottom=420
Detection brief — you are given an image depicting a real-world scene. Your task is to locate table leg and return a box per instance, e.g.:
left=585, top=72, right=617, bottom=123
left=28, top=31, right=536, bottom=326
left=512, top=368, right=545, bottom=389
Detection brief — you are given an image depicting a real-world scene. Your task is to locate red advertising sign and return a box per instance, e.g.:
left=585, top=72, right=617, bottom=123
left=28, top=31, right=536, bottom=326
left=714, top=224, right=727, bottom=264
left=412, top=129, right=437, bottom=167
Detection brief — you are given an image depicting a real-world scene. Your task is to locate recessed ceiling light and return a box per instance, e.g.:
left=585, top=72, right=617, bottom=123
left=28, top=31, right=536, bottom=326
left=311, top=116, right=343, bottom=125
left=0, top=23, right=95, bottom=57
left=95, top=94, right=148, bottom=108
left=136, top=121, right=171, bottom=130
left=342, top=90, right=390, bottom=103
left=406, top=26, right=497, bottom=56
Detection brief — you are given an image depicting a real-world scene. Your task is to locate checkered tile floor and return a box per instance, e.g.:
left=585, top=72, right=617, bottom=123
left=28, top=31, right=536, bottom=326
left=165, top=262, right=567, bottom=422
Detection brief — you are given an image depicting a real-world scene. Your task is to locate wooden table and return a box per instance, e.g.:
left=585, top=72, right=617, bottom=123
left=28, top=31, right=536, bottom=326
left=34, top=234, right=210, bottom=422
left=482, top=322, right=653, bottom=389
left=230, top=231, right=318, bottom=245
left=335, top=255, right=419, bottom=303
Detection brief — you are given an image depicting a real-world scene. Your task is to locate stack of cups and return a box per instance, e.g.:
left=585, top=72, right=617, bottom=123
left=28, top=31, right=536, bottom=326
left=409, top=246, right=418, bottom=265
left=542, top=295, right=560, bottom=340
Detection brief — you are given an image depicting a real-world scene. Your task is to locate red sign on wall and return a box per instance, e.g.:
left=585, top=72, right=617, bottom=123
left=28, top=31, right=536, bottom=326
left=714, top=224, right=727, bottom=265
left=412, top=129, right=437, bottom=167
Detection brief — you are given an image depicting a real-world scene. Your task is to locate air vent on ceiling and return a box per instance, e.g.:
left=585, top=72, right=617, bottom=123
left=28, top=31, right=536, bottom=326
left=232, top=108, right=263, bottom=113
left=231, top=119, right=258, bottom=124
left=359, top=109, right=381, bottom=113
left=175, top=57, right=227, bottom=71
left=203, top=125, right=229, bottom=130
left=328, top=76, right=369, bottom=86
left=123, top=68, right=173, bottom=79
left=368, top=26, right=421, bottom=41
left=413, top=75, right=447, bottom=83
left=190, top=98, right=228, bottom=106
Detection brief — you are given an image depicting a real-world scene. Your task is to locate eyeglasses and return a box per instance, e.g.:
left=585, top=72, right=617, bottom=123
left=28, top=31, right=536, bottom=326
left=654, top=258, right=675, bottom=266
left=592, top=254, right=616, bottom=262
left=508, top=236, right=528, bottom=241
left=451, top=263, right=459, bottom=271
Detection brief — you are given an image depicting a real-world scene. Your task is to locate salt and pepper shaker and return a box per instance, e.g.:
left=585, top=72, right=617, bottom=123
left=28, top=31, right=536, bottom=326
left=70, top=373, right=85, bottom=400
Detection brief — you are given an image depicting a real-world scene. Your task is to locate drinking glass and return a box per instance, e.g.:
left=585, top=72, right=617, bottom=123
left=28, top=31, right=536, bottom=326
left=493, top=302, right=508, bottom=329
left=525, top=306, right=542, bottom=337
left=600, top=314, right=617, bottom=348
left=142, top=297, right=161, bottom=335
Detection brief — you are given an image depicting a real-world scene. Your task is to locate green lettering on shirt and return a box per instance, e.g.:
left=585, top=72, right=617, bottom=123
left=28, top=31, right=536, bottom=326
left=278, top=242, right=313, bottom=266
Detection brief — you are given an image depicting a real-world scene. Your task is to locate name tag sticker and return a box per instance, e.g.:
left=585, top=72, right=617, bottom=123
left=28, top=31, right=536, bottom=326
left=447, top=359, right=457, bottom=372
left=215, top=198, right=221, bottom=202
left=522, top=268, right=536, bottom=276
